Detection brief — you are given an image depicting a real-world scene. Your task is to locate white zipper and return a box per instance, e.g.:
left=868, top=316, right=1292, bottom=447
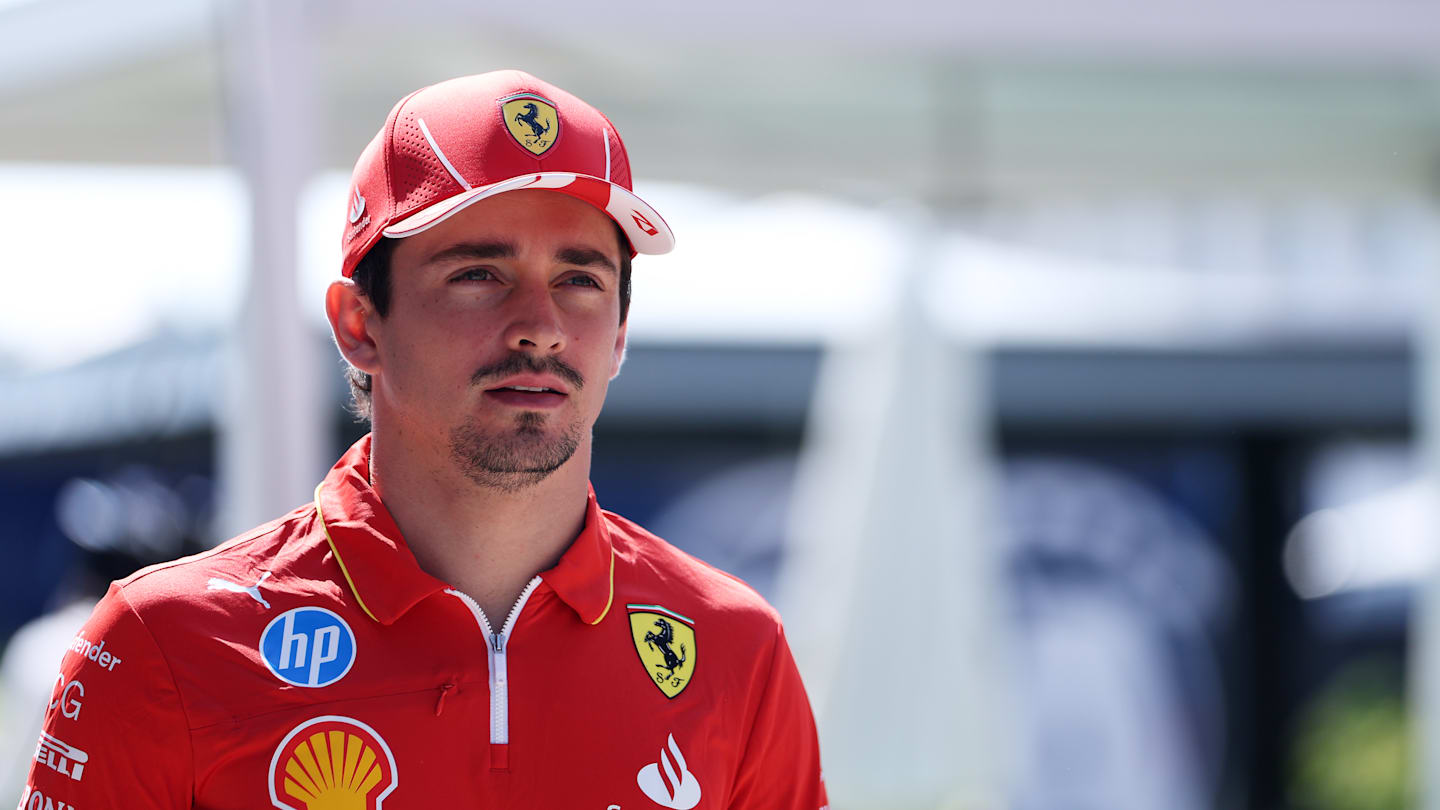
left=445, top=578, right=541, bottom=745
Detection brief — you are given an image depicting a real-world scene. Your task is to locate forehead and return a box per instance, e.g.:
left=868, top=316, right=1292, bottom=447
left=392, top=190, right=619, bottom=266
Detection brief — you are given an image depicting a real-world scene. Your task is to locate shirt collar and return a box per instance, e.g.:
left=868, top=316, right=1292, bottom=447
left=544, top=484, right=617, bottom=626
left=314, top=434, right=615, bottom=626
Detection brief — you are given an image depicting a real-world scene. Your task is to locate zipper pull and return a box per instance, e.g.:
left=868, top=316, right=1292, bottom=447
left=492, top=632, right=503, bottom=653
left=434, top=682, right=454, bottom=716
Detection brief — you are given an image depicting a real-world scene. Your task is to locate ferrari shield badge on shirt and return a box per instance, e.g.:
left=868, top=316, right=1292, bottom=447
left=627, top=604, right=696, bottom=699
left=500, top=92, right=559, bottom=157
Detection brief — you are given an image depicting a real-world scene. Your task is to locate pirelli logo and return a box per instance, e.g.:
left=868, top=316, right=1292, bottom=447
left=35, top=732, right=88, bottom=781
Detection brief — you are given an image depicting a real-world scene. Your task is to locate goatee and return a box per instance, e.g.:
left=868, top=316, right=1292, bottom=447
left=448, top=411, right=582, bottom=492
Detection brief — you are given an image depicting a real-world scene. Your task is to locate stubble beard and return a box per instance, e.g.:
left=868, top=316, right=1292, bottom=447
left=448, top=410, right=583, bottom=493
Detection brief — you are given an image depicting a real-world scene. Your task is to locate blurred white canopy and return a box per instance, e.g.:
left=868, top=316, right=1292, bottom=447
left=3, top=0, right=1440, bottom=191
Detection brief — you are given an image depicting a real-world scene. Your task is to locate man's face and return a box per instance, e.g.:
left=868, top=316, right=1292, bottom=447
left=370, top=189, right=627, bottom=490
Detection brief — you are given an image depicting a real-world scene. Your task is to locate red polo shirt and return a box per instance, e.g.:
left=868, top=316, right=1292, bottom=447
left=21, top=436, right=828, bottom=810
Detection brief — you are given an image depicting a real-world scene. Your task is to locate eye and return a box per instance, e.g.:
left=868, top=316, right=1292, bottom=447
left=451, top=267, right=495, bottom=282
left=562, top=274, right=602, bottom=289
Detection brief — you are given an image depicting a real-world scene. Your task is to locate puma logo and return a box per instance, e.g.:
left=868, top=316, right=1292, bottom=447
left=207, top=571, right=272, bottom=609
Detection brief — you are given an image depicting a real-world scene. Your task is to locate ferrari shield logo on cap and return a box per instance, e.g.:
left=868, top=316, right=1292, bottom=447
left=628, top=604, right=696, bottom=699
left=269, top=715, right=397, bottom=810
left=501, top=93, right=560, bottom=157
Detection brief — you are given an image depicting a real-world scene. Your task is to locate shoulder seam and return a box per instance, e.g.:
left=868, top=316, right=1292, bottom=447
left=606, top=511, right=778, bottom=616
left=122, top=506, right=316, bottom=585
left=734, top=621, right=786, bottom=777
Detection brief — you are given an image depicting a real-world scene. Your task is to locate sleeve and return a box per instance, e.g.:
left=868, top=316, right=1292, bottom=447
left=727, top=624, right=829, bottom=810
left=18, top=583, right=193, bottom=810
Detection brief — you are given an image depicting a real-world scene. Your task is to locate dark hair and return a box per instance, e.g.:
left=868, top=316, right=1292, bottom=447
left=343, top=222, right=634, bottom=421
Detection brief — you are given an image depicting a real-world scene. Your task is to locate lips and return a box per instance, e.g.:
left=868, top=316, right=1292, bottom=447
left=483, top=382, right=568, bottom=409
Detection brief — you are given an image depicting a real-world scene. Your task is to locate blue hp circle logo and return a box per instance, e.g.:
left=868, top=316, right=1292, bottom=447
left=260, top=607, right=356, bottom=688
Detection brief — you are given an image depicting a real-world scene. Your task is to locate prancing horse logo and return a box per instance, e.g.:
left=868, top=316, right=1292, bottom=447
left=645, top=619, right=686, bottom=675
left=628, top=605, right=697, bottom=699
left=513, top=102, right=550, bottom=140
left=500, top=93, right=559, bottom=157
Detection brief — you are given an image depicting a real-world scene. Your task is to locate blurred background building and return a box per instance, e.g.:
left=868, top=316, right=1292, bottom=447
left=3, top=0, right=1440, bottom=808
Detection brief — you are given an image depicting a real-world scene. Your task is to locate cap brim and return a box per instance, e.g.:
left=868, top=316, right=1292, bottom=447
left=383, top=172, right=674, bottom=256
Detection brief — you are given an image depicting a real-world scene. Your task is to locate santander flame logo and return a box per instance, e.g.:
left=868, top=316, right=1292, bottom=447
left=636, top=733, right=701, bottom=809
left=348, top=189, right=366, bottom=224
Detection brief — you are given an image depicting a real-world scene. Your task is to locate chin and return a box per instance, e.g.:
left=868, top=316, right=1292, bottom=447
left=447, top=414, right=583, bottom=491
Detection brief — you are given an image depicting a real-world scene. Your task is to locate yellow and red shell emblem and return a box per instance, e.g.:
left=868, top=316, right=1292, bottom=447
left=269, top=716, right=397, bottom=810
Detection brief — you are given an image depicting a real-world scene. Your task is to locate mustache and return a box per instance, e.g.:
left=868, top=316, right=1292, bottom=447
left=471, top=352, right=585, bottom=391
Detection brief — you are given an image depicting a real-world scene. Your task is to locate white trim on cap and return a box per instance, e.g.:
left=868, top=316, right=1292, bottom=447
left=417, top=117, right=471, bottom=191
left=603, top=127, right=611, bottom=182
left=381, top=171, right=674, bottom=256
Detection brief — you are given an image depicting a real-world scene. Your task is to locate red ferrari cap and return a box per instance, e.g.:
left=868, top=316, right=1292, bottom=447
left=340, top=69, right=674, bottom=277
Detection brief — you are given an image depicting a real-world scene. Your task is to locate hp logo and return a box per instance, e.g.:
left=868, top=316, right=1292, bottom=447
left=260, top=607, right=356, bottom=688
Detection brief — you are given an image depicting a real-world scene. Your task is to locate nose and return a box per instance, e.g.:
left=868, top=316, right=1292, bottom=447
left=503, top=284, right=565, bottom=353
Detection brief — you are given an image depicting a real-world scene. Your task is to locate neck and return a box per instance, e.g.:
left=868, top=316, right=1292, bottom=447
left=366, top=424, right=592, bottom=625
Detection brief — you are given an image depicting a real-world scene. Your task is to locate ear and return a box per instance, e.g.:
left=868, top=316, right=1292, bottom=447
left=610, top=318, right=629, bottom=380
left=326, top=279, right=382, bottom=375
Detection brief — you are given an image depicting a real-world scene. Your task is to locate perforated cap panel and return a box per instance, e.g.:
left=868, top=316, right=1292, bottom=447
left=391, top=111, right=462, bottom=216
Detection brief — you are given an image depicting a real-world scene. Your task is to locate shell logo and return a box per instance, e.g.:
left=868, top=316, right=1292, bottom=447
left=269, top=716, right=397, bottom=810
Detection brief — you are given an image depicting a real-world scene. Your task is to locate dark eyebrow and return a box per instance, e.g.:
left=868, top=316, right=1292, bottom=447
left=423, top=240, right=516, bottom=266
left=556, top=247, right=618, bottom=276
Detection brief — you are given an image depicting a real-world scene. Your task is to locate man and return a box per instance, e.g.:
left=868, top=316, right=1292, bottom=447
left=20, top=70, right=827, bottom=809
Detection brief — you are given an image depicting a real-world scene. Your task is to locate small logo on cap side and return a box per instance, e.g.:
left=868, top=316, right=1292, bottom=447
left=501, top=93, right=560, bottom=157
left=631, top=210, right=659, bottom=237
left=348, top=188, right=366, bottom=224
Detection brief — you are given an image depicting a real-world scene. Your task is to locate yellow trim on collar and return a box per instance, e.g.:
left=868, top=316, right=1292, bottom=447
left=313, top=482, right=379, bottom=623
left=588, top=548, right=615, bottom=626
